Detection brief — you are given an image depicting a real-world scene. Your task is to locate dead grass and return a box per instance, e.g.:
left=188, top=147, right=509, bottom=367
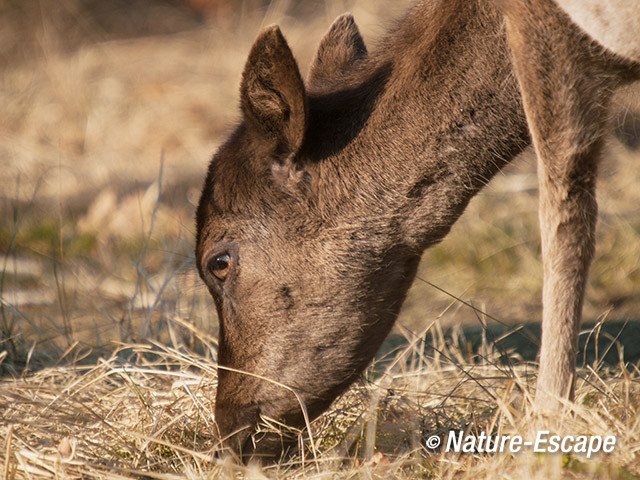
left=2, top=323, right=640, bottom=479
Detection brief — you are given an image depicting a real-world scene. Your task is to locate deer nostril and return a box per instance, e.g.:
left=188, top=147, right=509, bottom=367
left=214, top=427, right=256, bottom=462
left=214, top=400, right=260, bottom=460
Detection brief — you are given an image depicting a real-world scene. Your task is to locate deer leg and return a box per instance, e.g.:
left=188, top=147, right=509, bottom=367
left=501, top=0, right=622, bottom=409
left=534, top=150, right=599, bottom=409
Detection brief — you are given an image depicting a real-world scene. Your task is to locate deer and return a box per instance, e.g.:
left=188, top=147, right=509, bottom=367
left=195, top=0, right=640, bottom=461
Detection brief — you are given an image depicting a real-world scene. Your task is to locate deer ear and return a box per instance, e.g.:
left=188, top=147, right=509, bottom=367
left=307, top=13, right=367, bottom=87
left=240, top=26, right=307, bottom=153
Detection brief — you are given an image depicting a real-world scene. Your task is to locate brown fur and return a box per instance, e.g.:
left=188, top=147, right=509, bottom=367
left=499, top=0, right=640, bottom=409
left=195, top=0, right=639, bottom=461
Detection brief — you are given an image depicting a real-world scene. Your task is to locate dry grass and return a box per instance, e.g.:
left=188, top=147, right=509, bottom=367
left=2, top=322, right=640, bottom=479
left=1, top=0, right=640, bottom=478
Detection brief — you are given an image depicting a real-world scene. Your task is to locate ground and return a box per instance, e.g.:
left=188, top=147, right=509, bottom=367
left=0, top=0, right=639, bottom=478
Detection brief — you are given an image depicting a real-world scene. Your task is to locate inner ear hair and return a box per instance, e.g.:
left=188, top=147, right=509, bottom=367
left=240, top=25, right=307, bottom=153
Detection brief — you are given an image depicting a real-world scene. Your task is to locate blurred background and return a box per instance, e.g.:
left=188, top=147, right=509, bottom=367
left=1, top=0, right=639, bottom=373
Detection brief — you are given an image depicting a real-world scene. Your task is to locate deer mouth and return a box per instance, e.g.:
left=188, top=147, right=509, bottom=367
left=215, top=402, right=301, bottom=463
left=217, top=424, right=301, bottom=464
left=237, top=426, right=300, bottom=463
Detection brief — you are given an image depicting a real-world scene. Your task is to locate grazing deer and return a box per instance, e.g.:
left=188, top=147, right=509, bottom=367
left=195, top=0, right=640, bottom=460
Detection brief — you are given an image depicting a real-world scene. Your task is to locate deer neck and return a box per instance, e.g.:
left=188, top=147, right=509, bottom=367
left=304, top=0, right=530, bottom=251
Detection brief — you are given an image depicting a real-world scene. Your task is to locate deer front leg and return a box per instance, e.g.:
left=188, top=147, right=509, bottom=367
left=501, top=0, right=621, bottom=410
left=534, top=151, right=599, bottom=409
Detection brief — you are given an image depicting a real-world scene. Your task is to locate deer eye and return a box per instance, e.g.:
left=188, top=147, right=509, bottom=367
left=209, top=253, right=231, bottom=281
